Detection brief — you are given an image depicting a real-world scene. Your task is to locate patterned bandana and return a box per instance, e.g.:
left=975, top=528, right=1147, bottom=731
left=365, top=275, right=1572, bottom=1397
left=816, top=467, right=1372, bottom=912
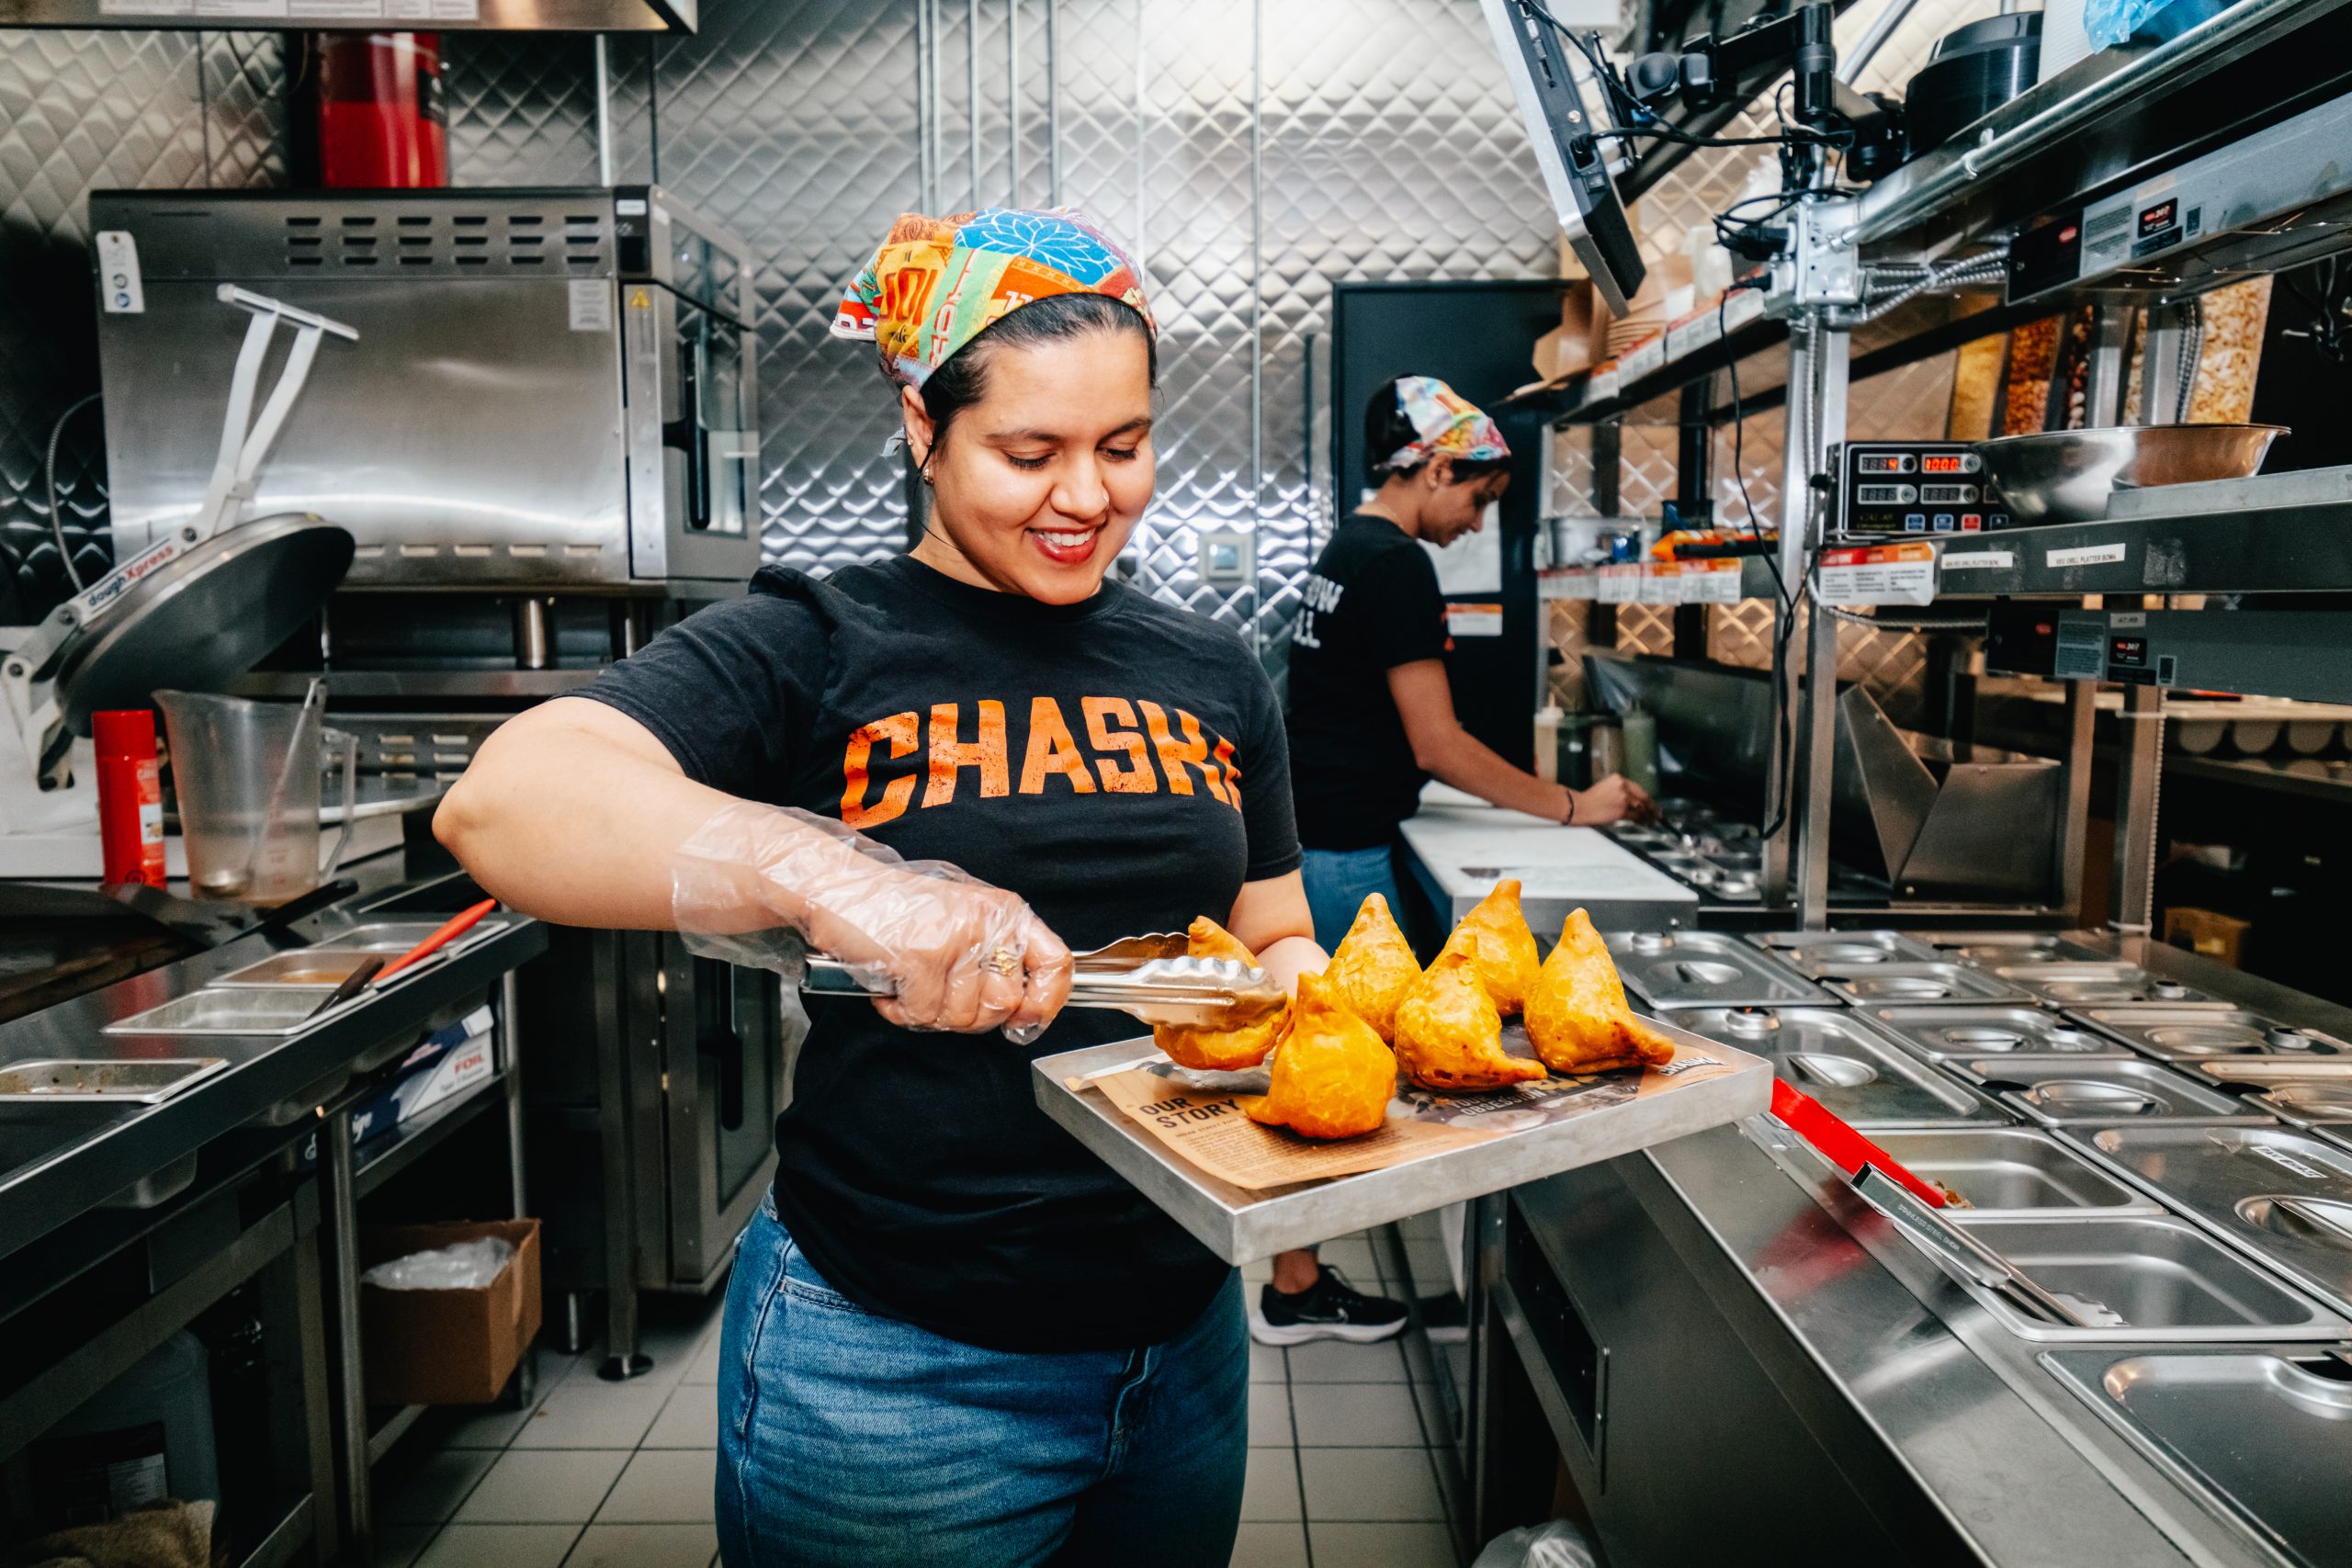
left=1378, top=376, right=1510, bottom=473
left=832, top=207, right=1155, bottom=389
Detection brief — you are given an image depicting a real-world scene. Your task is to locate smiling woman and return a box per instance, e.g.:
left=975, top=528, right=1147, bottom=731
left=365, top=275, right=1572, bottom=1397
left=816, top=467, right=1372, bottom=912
left=432, top=207, right=1321, bottom=1568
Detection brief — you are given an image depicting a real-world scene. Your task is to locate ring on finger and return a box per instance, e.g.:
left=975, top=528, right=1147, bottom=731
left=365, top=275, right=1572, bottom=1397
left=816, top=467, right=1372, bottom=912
left=983, top=946, right=1022, bottom=977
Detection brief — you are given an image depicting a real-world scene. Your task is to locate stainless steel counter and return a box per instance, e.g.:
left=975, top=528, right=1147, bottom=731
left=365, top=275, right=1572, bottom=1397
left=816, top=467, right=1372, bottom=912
left=1471, top=931, right=2352, bottom=1567
left=0, top=869, right=547, bottom=1260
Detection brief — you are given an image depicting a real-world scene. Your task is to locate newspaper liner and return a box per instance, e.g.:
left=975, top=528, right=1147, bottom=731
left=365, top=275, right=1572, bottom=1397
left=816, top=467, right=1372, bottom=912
left=1089, top=1024, right=1740, bottom=1192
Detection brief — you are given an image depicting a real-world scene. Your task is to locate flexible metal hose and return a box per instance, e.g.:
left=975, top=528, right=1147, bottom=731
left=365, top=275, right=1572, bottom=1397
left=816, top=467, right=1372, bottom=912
left=44, top=391, right=102, bottom=593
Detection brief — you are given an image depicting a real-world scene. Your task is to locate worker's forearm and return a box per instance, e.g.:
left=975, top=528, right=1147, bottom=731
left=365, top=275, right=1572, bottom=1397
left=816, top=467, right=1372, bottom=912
left=435, top=722, right=853, bottom=932
left=1256, top=935, right=1332, bottom=995
left=1423, top=729, right=1571, bottom=822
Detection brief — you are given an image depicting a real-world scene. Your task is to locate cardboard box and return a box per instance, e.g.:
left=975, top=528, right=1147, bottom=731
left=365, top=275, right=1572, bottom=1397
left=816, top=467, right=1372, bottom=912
left=360, top=1218, right=541, bottom=1405
left=1532, top=281, right=1608, bottom=383
left=2164, top=907, right=2250, bottom=969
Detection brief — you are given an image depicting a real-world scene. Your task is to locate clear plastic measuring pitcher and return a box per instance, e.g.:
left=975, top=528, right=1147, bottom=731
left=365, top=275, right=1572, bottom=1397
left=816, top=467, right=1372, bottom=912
left=155, top=682, right=356, bottom=903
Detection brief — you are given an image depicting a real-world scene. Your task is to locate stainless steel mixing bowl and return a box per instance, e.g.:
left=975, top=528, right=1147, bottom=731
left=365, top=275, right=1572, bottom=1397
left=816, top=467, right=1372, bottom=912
left=1973, top=423, right=2287, bottom=525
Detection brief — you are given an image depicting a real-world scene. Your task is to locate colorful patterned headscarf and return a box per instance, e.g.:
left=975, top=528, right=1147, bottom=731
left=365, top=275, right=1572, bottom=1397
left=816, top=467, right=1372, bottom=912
left=832, top=207, right=1155, bottom=389
left=1378, top=376, right=1510, bottom=474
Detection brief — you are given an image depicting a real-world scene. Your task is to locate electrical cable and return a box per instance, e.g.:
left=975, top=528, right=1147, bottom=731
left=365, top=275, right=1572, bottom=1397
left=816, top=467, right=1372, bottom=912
left=43, top=391, right=101, bottom=593
left=1820, top=603, right=1990, bottom=631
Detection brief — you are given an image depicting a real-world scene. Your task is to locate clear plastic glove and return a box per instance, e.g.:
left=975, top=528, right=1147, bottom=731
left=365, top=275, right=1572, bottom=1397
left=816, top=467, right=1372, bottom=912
left=672, top=802, right=1073, bottom=1043
left=1571, top=773, right=1659, bottom=828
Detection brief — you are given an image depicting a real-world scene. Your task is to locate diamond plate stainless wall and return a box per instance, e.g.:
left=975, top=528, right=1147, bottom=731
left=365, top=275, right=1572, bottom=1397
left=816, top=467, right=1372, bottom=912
left=0, top=28, right=285, bottom=622
left=644, top=0, right=922, bottom=570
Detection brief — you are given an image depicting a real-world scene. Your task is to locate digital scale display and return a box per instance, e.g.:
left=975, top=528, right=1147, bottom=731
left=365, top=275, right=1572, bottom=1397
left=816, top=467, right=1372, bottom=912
left=1838, top=442, right=2008, bottom=536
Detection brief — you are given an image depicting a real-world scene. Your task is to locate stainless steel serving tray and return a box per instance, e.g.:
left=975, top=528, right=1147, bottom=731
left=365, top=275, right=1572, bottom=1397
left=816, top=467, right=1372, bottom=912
left=1028, top=1021, right=1770, bottom=1265
left=103, top=988, right=334, bottom=1037
left=1602, top=931, right=1823, bottom=1010
left=2070, top=1124, right=2352, bottom=1319
left=1929, top=1215, right=2347, bottom=1343
left=1946, top=1055, right=2269, bottom=1126
left=1746, top=930, right=1942, bottom=970
left=1994, top=963, right=2228, bottom=1010
left=1865, top=1004, right=2125, bottom=1060
left=1815, top=963, right=2036, bottom=1007
left=2070, top=1007, right=2352, bottom=1066
left=2044, top=1348, right=2352, bottom=1568
left=1859, top=1127, right=2161, bottom=1218
left=1927, top=931, right=2109, bottom=966
left=1672, top=1006, right=2007, bottom=1126
left=0, top=1057, right=230, bottom=1104
left=2251, top=1081, right=2352, bottom=1128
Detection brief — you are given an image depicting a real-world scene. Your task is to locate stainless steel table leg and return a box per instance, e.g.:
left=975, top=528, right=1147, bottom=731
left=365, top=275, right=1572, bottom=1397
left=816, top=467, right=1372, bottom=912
left=292, top=1226, right=341, bottom=1565
left=320, top=1105, right=375, bottom=1562
left=497, top=970, right=537, bottom=1406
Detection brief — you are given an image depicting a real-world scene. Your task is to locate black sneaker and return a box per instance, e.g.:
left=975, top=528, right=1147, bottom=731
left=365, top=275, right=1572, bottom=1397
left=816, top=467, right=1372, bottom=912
left=1414, top=1290, right=1469, bottom=1346
left=1250, top=1266, right=1409, bottom=1346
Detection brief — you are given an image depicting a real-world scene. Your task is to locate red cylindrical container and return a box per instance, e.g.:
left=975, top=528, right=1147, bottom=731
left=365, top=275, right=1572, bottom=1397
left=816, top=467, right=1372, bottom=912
left=316, top=32, right=449, bottom=188
left=94, top=709, right=167, bottom=889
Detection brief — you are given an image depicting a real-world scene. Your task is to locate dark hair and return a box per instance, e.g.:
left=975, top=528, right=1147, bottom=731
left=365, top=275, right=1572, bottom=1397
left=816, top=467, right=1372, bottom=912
left=904, top=292, right=1157, bottom=463
left=1363, top=377, right=1510, bottom=487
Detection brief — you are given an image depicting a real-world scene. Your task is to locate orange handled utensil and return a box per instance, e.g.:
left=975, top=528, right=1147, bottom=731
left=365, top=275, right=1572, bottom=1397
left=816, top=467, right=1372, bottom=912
left=377, top=897, right=499, bottom=983
left=1770, top=1078, right=1948, bottom=1208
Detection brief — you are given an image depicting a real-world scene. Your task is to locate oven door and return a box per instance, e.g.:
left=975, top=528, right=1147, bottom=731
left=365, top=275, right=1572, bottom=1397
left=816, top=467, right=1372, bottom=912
left=658, top=942, right=786, bottom=1286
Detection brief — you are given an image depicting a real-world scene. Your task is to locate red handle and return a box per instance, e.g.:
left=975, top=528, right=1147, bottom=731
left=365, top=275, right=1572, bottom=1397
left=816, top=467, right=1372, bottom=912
left=1770, top=1079, right=1948, bottom=1208
left=377, top=897, right=498, bottom=982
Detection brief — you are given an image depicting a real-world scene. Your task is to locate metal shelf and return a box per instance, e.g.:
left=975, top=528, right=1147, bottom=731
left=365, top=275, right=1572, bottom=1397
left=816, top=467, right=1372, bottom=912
left=1858, top=0, right=2352, bottom=262
left=352, top=1069, right=508, bottom=1200
left=1930, top=502, right=2352, bottom=598
left=1505, top=291, right=2035, bottom=429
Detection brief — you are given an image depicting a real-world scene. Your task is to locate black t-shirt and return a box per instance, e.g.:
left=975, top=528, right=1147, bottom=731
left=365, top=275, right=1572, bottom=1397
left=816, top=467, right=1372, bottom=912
left=579, top=555, right=1299, bottom=1352
left=1285, top=513, right=1451, bottom=850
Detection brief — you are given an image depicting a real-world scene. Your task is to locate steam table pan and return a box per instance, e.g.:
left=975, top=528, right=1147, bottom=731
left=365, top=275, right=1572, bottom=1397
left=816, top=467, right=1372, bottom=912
left=1993, top=963, right=2228, bottom=1010
left=1932, top=932, right=2109, bottom=966
left=1673, top=1006, right=2007, bottom=1127
left=2070, top=1123, right=2352, bottom=1319
left=1856, top=1127, right=2161, bottom=1218
left=1865, top=1004, right=2124, bottom=1060
left=1925, top=1213, right=2347, bottom=1342
left=2045, top=1348, right=2352, bottom=1568
left=1944, top=1055, right=2269, bottom=1126
left=1746, top=930, right=1942, bottom=971
left=1815, top=963, right=2036, bottom=1007
left=1602, top=931, right=1824, bottom=1010
left=2068, top=1007, right=2352, bottom=1066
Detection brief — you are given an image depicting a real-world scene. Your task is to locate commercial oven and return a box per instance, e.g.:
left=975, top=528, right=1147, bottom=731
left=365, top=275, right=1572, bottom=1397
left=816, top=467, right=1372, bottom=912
left=89, top=185, right=758, bottom=591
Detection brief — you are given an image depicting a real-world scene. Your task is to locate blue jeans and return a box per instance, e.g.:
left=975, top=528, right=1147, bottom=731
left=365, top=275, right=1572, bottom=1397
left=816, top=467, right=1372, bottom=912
left=715, top=1193, right=1248, bottom=1568
left=1301, top=842, right=1406, bottom=952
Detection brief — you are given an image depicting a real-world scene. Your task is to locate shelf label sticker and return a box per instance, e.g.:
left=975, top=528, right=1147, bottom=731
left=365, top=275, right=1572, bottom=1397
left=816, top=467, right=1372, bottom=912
left=2046, top=541, right=2128, bottom=570
left=1640, top=563, right=1680, bottom=603
left=1815, top=541, right=1936, bottom=607
left=1940, top=549, right=2013, bottom=571
left=101, top=0, right=195, bottom=12
left=1620, top=334, right=1667, bottom=382
left=2053, top=621, right=2108, bottom=680
left=1684, top=559, right=1746, bottom=604
left=1446, top=603, right=1503, bottom=637
left=1537, top=569, right=1597, bottom=602
left=1595, top=564, right=1639, bottom=604
left=2110, top=610, right=2147, bottom=628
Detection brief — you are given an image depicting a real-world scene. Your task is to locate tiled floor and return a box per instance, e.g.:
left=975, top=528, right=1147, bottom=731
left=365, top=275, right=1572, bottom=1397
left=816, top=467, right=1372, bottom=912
left=374, top=1229, right=1460, bottom=1568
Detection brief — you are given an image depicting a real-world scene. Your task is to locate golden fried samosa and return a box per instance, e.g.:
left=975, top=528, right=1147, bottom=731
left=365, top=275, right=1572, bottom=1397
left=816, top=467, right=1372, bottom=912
left=1393, top=951, right=1548, bottom=1092
left=1240, top=971, right=1396, bottom=1139
left=1524, top=908, right=1678, bottom=1075
left=1437, top=879, right=1541, bottom=1014
left=1154, top=917, right=1289, bottom=1072
left=1327, top=893, right=1421, bottom=1043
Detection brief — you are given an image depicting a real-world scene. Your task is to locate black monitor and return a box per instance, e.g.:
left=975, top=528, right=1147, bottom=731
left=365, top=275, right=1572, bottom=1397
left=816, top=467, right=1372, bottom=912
left=1485, top=0, right=1647, bottom=314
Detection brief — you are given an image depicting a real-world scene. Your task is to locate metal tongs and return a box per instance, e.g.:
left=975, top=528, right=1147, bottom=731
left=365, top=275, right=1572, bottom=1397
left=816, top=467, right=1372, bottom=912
left=802, top=931, right=1287, bottom=1028
left=1852, top=1166, right=2121, bottom=1329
